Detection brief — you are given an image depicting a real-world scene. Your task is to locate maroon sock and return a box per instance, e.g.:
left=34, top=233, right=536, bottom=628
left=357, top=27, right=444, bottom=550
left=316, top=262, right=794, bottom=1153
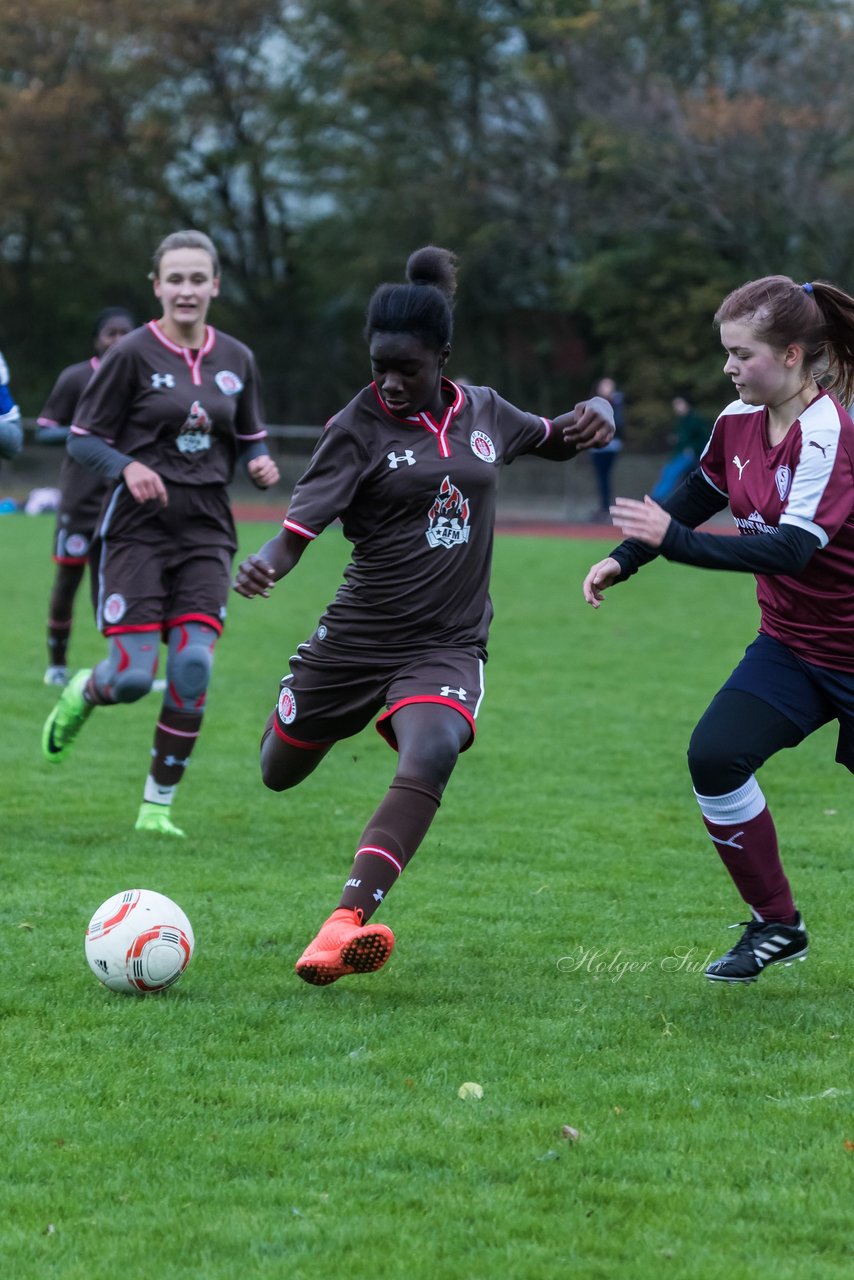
left=700, top=805, right=796, bottom=922
left=338, top=776, right=442, bottom=921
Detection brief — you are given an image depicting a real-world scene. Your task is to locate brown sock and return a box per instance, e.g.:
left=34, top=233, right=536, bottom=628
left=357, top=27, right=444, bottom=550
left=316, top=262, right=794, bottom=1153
left=145, top=707, right=204, bottom=803
left=338, top=775, right=442, bottom=921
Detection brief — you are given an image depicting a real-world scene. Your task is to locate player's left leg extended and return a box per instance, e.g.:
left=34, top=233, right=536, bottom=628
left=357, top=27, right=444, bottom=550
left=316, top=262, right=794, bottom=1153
left=135, top=620, right=219, bottom=837
left=295, top=703, right=471, bottom=986
left=688, top=688, right=810, bottom=982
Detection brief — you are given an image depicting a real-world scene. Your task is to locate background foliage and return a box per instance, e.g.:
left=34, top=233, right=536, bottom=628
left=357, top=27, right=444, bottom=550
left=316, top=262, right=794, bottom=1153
left=3, top=0, right=854, bottom=439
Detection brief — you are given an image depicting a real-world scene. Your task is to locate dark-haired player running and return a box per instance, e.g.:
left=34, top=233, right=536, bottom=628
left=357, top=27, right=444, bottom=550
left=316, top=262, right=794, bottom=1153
left=38, top=307, right=135, bottom=686
left=235, top=244, right=615, bottom=985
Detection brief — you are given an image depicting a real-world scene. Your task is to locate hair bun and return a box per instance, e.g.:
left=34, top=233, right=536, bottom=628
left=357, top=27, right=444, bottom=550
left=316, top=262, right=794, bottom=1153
left=405, top=246, right=458, bottom=300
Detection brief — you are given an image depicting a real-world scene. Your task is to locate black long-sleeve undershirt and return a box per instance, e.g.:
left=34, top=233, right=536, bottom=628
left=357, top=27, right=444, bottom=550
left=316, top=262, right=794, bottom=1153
left=610, top=467, right=821, bottom=581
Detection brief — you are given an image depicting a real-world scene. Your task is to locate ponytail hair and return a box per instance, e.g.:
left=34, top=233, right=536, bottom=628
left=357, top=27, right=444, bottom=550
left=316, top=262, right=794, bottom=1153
left=715, top=274, right=854, bottom=406
left=365, top=246, right=458, bottom=351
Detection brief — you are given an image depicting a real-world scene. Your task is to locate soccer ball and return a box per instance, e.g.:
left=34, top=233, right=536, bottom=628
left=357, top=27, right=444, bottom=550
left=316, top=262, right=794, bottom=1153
left=84, top=889, right=195, bottom=994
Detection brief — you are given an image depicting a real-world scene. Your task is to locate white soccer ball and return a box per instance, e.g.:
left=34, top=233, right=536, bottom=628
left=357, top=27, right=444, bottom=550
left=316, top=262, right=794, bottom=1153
left=84, top=889, right=195, bottom=994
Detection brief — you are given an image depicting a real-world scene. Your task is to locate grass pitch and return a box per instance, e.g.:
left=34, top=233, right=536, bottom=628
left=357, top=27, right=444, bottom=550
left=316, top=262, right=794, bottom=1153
left=1, top=513, right=852, bottom=1279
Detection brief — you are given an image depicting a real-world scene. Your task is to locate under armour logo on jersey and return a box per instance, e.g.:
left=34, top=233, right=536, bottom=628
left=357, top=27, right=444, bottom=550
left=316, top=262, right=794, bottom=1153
left=809, top=439, right=829, bottom=458
left=440, top=685, right=467, bottom=701
left=709, top=830, right=744, bottom=850
left=388, top=449, right=416, bottom=469
left=151, top=373, right=176, bottom=389
left=373, top=888, right=385, bottom=902
left=732, top=455, right=750, bottom=479
left=164, top=755, right=190, bottom=768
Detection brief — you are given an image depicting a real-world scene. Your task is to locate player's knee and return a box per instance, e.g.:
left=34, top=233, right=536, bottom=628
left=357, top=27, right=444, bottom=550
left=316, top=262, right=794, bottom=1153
left=687, top=725, right=742, bottom=794
left=398, top=723, right=463, bottom=792
left=167, top=644, right=214, bottom=703
left=111, top=668, right=155, bottom=704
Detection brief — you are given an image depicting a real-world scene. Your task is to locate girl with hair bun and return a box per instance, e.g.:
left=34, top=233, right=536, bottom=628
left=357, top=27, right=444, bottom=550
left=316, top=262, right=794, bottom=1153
left=583, top=273, right=854, bottom=984
left=236, top=245, right=616, bottom=986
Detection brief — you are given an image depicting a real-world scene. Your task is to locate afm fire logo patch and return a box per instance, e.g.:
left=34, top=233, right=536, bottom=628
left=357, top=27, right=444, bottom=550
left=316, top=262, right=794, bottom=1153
left=425, top=475, right=471, bottom=549
left=176, top=401, right=212, bottom=454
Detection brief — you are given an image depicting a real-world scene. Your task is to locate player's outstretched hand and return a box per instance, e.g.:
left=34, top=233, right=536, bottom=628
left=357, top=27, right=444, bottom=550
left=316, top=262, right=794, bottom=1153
left=247, top=455, right=280, bottom=489
left=233, top=553, right=277, bottom=599
left=561, top=395, right=615, bottom=451
left=582, top=556, right=623, bottom=608
left=123, top=460, right=168, bottom=506
left=609, top=495, right=670, bottom=547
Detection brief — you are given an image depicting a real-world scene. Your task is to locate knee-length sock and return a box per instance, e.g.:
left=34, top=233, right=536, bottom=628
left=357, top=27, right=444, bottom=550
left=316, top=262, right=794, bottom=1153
left=338, top=776, right=442, bottom=921
left=694, top=776, right=796, bottom=922
left=144, top=707, right=204, bottom=806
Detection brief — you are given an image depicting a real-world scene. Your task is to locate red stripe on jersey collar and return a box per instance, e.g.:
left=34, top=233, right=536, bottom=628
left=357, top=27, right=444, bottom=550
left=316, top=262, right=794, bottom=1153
left=371, top=377, right=465, bottom=459
left=147, top=320, right=217, bottom=386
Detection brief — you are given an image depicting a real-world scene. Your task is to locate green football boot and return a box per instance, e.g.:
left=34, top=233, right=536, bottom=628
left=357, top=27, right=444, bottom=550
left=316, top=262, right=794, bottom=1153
left=42, top=668, right=94, bottom=763
left=134, top=802, right=186, bottom=838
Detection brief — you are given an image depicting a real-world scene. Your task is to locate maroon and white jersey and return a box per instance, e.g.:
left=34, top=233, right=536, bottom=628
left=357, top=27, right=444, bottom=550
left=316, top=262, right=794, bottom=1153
left=283, top=379, right=551, bottom=652
left=38, top=358, right=98, bottom=431
left=701, top=389, right=854, bottom=669
left=70, top=322, right=267, bottom=485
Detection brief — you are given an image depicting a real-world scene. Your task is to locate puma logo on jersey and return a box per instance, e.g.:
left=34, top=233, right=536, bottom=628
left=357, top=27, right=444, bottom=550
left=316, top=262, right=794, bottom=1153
left=732, top=455, right=750, bottom=479
left=809, top=440, right=829, bottom=458
left=388, top=449, right=416, bottom=469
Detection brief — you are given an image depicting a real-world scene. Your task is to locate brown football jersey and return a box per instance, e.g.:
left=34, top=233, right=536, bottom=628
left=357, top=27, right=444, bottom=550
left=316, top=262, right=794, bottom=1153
left=70, top=322, right=267, bottom=486
left=283, top=379, right=551, bottom=653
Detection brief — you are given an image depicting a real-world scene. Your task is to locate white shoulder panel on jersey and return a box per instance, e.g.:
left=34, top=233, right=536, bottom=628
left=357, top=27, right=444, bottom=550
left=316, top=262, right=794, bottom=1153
left=783, top=395, right=841, bottom=538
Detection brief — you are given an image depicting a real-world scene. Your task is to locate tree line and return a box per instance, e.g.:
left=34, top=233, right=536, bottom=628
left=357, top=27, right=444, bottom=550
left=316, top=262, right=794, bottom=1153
left=2, top=0, right=853, bottom=443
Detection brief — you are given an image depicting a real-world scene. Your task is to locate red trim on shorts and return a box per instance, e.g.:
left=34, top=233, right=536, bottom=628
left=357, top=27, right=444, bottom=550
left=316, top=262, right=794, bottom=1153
left=376, top=696, right=476, bottom=751
left=272, top=718, right=333, bottom=751
left=52, top=555, right=87, bottom=566
left=164, top=612, right=223, bottom=636
left=103, top=622, right=162, bottom=636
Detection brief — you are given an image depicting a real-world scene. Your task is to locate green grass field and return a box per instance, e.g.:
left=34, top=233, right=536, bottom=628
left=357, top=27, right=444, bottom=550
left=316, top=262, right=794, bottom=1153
left=1, top=513, right=852, bottom=1279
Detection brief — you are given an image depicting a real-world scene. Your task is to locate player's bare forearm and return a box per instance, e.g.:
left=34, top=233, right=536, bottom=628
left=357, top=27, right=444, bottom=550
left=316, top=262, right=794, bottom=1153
left=233, top=528, right=309, bottom=598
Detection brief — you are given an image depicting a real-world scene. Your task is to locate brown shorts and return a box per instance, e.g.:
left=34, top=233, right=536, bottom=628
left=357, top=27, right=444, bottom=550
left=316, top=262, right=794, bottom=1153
left=52, top=457, right=110, bottom=564
left=271, top=635, right=486, bottom=751
left=95, top=482, right=236, bottom=636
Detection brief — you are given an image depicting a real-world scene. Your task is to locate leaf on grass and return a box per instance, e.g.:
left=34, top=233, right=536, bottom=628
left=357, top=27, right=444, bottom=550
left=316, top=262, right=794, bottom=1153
left=843, top=1140, right=854, bottom=1152
left=44, top=1224, right=56, bottom=1236
left=18, top=922, right=34, bottom=931
left=560, top=1125, right=580, bottom=1142
left=457, top=1081, right=483, bottom=1100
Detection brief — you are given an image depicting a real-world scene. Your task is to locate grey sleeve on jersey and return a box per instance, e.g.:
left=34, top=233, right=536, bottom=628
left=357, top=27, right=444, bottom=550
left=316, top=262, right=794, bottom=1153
left=67, top=432, right=135, bottom=480
left=238, top=439, right=270, bottom=470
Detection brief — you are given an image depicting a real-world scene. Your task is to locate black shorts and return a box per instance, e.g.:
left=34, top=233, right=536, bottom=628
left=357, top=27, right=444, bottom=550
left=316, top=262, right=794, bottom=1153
left=95, top=482, right=236, bottom=637
left=271, top=634, right=486, bottom=751
left=723, top=633, right=854, bottom=771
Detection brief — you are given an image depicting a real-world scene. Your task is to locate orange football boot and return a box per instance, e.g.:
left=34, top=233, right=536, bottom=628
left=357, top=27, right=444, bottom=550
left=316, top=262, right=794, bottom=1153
left=295, top=907, right=395, bottom=986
